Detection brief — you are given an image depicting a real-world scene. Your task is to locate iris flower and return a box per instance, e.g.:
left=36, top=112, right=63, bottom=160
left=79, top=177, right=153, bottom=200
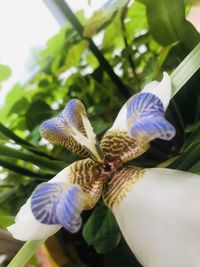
left=8, top=73, right=200, bottom=267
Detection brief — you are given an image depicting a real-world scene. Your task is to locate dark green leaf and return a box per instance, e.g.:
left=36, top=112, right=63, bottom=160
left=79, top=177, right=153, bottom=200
left=0, top=144, right=65, bottom=171
left=169, top=142, right=200, bottom=171
left=140, top=0, right=200, bottom=50
left=83, top=202, right=121, bottom=254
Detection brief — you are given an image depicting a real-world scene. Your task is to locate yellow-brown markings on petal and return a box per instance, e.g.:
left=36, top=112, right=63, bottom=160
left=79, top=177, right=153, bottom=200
left=64, top=136, right=89, bottom=157
left=43, top=130, right=89, bottom=158
left=68, top=159, right=109, bottom=209
left=103, top=167, right=145, bottom=208
left=100, top=130, right=148, bottom=168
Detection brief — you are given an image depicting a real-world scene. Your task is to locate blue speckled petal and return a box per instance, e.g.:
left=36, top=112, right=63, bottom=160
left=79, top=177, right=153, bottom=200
left=31, top=182, right=84, bottom=233
left=127, top=92, right=175, bottom=142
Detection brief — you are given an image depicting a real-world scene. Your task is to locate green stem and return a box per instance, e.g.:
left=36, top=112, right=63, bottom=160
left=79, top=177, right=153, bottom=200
left=8, top=240, right=44, bottom=267
left=120, top=5, right=140, bottom=91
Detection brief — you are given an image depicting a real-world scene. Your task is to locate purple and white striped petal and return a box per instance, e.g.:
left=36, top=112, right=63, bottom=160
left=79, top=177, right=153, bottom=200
left=100, top=72, right=175, bottom=166
left=7, top=159, right=105, bottom=241
left=127, top=92, right=175, bottom=143
left=31, top=183, right=84, bottom=233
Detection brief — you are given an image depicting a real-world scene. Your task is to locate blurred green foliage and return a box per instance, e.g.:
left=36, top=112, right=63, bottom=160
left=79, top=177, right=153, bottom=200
left=0, top=0, right=200, bottom=266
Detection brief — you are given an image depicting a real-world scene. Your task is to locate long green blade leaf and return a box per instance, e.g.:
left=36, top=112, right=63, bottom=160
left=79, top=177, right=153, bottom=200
left=171, top=42, right=200, bottom=96
left=0, top=158, right=54, bottom=179
left=7, top=240, right=43, bottom=267
left=0, top=122, right=56, bottom=160
left=0, top=144, right=65, bottom=171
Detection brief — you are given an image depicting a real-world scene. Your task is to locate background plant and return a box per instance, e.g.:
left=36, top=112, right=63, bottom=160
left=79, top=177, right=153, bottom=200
left=0, top=0, right=200, bottom=266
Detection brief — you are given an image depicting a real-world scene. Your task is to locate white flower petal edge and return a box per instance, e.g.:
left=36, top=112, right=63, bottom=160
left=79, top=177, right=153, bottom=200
left=7, top=167, right=71, bottom=241
left=112, top=168, right=200, bottom=267
left=142, top=72, right=171, bottom=111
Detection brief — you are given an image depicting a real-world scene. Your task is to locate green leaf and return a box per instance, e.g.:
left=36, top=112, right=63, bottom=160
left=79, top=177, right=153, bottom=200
left=185, top=120, right=200, bottom=133
left=0, top=157, right=53, bottom=179
left=0, top=143, right=65, bottom=171
left=0, top=64, right=12, bottom=82
left=0, top=84, right=26, bottom=123
left=65, top=40, right=88, bottom=69
left=171, top=42, right=200, bottom=96
left=7, top=240, right=43, bottom=267
left=140, top=0, right=200, bottom=50
left=181, top=124, right=200, bottom=151
left=124, top=1, right=148, bottom=44
left=83, top=202, right=121, bottom=254
left=0, top=122, right=57, bottom=160
left=169, top=142, right=200, bottom=171
left=83, top=0, right=128, bottom=37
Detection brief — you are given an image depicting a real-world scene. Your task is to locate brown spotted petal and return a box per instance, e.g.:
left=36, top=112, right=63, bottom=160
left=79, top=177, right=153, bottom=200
left=100, top=98, right=145, bottom=168
left=40, top=99, right=104, bottom=163
left=100, top=127, right=148, bottom=169
left=103, top=167, right=145, bottom=209
left=68, top=158, right=109, bottom=208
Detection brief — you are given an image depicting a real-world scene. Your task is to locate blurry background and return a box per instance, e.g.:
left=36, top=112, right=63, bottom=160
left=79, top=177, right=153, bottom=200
left=0, top=0, right=200, bottom=266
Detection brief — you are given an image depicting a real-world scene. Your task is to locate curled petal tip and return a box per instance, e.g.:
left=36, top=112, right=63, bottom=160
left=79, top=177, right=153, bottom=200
left=142, top=72, right=171, bottom=111
left=31, top=182, right=84, bottom=233
left=40, top=99, right=104, bottom=163
left=129, top=116, right=176, bottom=143
left=127, top=92, right=176, bottom=143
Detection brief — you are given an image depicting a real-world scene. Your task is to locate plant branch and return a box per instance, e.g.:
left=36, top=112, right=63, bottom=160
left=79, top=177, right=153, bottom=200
left=50, top=0, right=132, bottom=98
left=120, top=5, right=140, bottom=91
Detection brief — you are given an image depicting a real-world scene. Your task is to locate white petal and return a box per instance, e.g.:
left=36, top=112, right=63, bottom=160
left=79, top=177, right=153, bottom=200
left=7, top=166, right=71, bottom=241
left=110, top=103, right=128, bottom=132
left=142, top=72, right=171, bottom=111
left=113, top=168, right=200, bottom=267
left=49, top=165, right=71, bottom=183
